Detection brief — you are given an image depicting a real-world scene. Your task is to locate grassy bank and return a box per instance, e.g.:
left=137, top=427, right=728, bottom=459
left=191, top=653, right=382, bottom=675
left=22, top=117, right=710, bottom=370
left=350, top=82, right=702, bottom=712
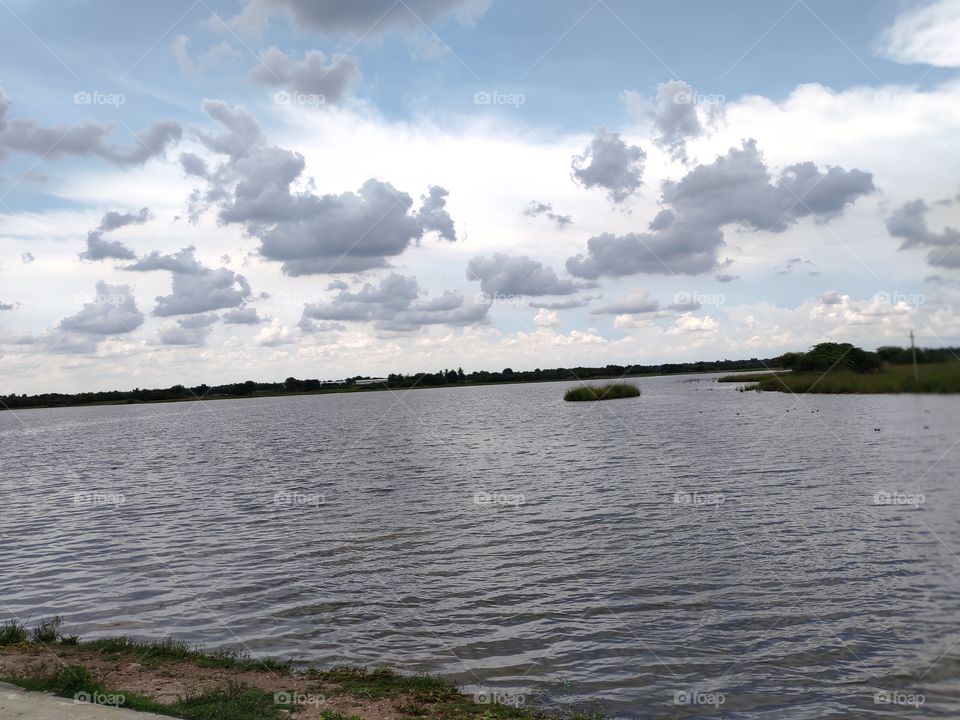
left=718, top=362, right=960, bottom=394
left=0, top=620, right=601, bottom=719
left=563, top=383, right=641, bottom=401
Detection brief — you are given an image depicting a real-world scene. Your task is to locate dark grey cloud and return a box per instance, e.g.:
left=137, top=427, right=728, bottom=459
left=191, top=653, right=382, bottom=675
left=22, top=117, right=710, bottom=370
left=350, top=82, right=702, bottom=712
left=80, top=207, right=151, bottom=261
left=467, top=253, right=579, bottom=296
left=226, top=0, right=488, bottom=35
left=301, top=272, right=490, bottom=331
left=176, top=312, right=219, bottom=328
left=21, top=252, right=34, bottom=264
left=126, top=246, right=206, bottom=274
left=887, top=199, right=960, bottom=268
left=222, top=306, right=263, bottom=324
left=774, top=257, right=816, bottom=275
left=567, top=140, right=874, bottom=279
left=0, top=90, right=181, bottom=166
left=297, top=317, right=345, bottom=333
left=59, top=281, right=144, bottom=335
left=571, top=127, right=645, bottom=203
left=521, top=200, right=572, bottom=228
left=819, top=290, right=843, bottom=305
left=590, top=291, right=660, bottom=315
left=667, top=299, right=701, bottom=312
left=249, top=47, right=361, bottom=102
left=0, top=302, right=14, bottom=310
left=186, top=100, right=457, bottom=274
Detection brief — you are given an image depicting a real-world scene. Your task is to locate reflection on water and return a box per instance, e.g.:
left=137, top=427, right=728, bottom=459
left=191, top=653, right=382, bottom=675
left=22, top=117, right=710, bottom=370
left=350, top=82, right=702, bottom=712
left=2, top=374, right=959, bottom=718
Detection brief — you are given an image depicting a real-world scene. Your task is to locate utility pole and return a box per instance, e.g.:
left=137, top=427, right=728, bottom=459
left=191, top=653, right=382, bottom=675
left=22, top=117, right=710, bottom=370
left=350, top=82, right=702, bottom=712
left=910, top=330, right=919, bottom=381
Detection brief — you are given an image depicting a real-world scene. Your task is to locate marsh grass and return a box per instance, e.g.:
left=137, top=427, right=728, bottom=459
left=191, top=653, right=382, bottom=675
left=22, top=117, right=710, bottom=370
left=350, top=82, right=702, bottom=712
left=719, top=362, right=960, bottom=394
left=564, top=383, right=640, bottom=402
left=0, top=619, right=27, bottom=644
left=30, top=615, right=63, bottom=643
left=80, top=636, right=291, bottom=672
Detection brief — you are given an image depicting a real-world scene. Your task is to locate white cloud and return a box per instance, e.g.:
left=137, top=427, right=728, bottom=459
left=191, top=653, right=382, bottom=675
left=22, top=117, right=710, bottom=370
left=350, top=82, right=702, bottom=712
left=879, top=0, right=960, bottom=67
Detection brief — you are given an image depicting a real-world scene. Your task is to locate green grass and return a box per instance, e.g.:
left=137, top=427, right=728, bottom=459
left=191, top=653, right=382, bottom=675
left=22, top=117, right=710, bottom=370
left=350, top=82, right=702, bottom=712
left=30, top=616, right=62, bottom=643
left=78, top=636, right=291, bottom=672
left=718, top=362, right=960, bottom=394
left=2, top=666, right=287, bottom=719
left=0, top=619, right=27, bottom=644
left=1, top=634, right=605, bottom=719
left=563, top=383, right=641, bottom=402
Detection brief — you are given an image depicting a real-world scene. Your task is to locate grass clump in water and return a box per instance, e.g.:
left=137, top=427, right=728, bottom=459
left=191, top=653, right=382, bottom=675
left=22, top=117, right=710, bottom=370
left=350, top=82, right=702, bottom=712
left=564, top=383, right=640, bottom=402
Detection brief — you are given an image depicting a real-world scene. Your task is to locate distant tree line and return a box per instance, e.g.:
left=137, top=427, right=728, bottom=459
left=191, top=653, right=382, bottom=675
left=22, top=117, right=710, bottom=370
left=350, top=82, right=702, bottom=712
left=774, top=343, right=959, bottom=374
left=0, top=357, right=776, bottom=410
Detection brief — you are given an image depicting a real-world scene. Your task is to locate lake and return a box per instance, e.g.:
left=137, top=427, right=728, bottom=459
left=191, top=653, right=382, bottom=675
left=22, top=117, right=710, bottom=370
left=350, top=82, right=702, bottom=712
left=1, top=373, right=958, bottom=718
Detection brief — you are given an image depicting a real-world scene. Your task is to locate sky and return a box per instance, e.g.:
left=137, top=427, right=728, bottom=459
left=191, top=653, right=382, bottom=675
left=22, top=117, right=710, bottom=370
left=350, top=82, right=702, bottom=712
left=0, top=0, right=959, bottom=394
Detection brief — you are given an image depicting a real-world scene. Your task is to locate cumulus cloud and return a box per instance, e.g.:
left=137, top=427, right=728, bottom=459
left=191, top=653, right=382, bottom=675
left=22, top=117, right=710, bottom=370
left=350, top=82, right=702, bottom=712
left=0, top=302, right=14, bottom=310
left=80, top=207, right=151, bottom=261
left=256, top=318, right=295, bottom=346
left=222, top=306, right=263, bottom=324
left=301, top=272, right=490, bottom=332
left=158, top=318, right=214, bottom=346
left=533, top=308, right=560, bottom=328
left=126, top=246, right=252, bottom=316
left=249, top=47, right=361, bottom=103
left=521, top=200, right=572, bottom=228
left=170, top=35, right=238, bottom=76
left=590, top=290, right=660, bottom=315
left=59, top=281, right=144, bottom=335
left=623, top=80, right=715, bottom=161
left=887, top=198, right=960, bottom=268
left=0, top=90, right=181, bottom=166
left=529, top=297, right=592, bottom=310
left=467, top=253, right=579, bottom=296
left=667, top=312, right=720, bottom=335
left=879, top=0, right=960, bottom=68
left=223, top=0, right=489, bottom=35
left=185, top=100, right=457, bottom=274
left=567, top=139, right=874, bottom=278
left=571, top=127, right=645, bottom=203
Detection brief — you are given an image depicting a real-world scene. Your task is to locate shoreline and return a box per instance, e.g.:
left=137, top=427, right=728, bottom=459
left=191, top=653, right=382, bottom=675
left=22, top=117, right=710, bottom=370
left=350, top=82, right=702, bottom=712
left=0, top=636, right=603, bottom=719
left=0, top=368, right=764, bottom=414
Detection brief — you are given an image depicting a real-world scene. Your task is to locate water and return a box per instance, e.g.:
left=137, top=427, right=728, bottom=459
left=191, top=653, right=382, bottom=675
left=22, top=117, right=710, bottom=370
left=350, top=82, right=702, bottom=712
left=1, top=373, right=958, bottom=718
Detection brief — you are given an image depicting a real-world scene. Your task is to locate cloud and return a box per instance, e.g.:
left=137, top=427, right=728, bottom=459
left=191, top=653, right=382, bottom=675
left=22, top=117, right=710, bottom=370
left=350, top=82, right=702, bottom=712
left=0, top=302, right=14, bottom=310
left=571, top=127, right=645, bottom=203
left=256, top=318, right=295, bottom=346
left=222, top=306, right=263, bottom=324
left=0, top=91, right=181, bottom=166
left=223, top=0, right=489, bottom=35
left=186, top=100, right=457, bottom=274
left=521, top=200, right=572, bottom=228
left=170, top=35, right=238, bottom=76
left=590, top=290, right=660, bottom=315
left=533, top=308, right=560, bottom=328
left=126, top=246, right=252, bottom=315
left=21, top=252, right=34, bottom=264
left=667, top=312, right=720, bottom=335
left=80, top=207, right=151, bottom=261
left=249, top=47, right=361, bottom=103
left=467, top=253, right=579, bottom=296
left=879, top=0, right=960, bottom=68
left=887, top=198, right=960, bottom=268
left=301, top=272, right=490, bottom=331
left=567, top=139, right=874, bottom=278
left=59, top=280, right=144, bottom=335
left=529, top=297, right=592, bottom=310
left=623, top=80, right=712, bottom=161
left=158, top=318, right=214, bottom=346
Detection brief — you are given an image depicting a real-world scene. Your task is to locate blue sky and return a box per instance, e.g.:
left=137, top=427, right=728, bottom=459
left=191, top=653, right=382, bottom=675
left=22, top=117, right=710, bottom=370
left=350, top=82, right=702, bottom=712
left=1, top=0, right=959, bottom=392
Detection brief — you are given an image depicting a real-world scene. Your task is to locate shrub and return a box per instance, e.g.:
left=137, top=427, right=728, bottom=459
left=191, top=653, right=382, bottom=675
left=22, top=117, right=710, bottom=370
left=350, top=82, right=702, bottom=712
left=564, top=383, right=641, bottom=401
